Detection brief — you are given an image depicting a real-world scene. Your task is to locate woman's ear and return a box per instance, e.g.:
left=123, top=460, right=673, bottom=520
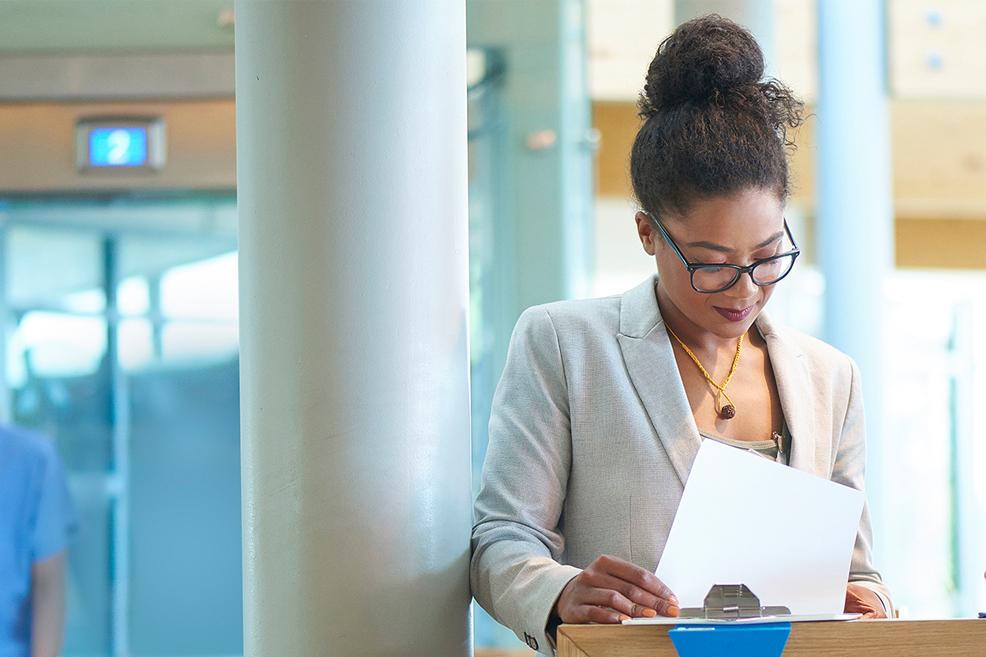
left=635, top=211, right=659, bottom=256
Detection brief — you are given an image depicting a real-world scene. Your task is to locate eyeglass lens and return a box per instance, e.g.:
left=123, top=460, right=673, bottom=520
left=692, top=253, right=797, bottom=292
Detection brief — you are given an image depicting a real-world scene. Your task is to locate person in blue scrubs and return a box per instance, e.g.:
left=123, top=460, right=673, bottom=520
left=0, top=425, right=79, bottom=657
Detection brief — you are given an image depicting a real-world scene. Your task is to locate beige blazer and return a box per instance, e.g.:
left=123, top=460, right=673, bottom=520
left=471, top=275, right=891, bottom=654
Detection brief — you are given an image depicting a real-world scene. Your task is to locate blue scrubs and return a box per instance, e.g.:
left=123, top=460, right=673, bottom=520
left=0, top=425, right=79, bottom=657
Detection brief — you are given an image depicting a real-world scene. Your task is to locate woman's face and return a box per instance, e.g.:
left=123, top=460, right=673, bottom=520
left=635, top=187, right=787, bottom=341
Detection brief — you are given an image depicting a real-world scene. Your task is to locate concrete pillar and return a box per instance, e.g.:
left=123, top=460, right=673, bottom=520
left=816, top=0, right=893, bottom=556
left=235, top=2, right=472, bottom=656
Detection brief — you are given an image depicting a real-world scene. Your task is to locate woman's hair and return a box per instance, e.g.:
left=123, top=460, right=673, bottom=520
left=631, top=15, right=804, bottom=220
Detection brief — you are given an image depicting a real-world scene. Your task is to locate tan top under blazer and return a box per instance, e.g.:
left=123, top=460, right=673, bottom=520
left=471, top=275, right=891, bottom=654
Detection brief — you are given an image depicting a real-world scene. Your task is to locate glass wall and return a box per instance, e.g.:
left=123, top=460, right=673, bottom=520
left=880, top=272, right=986, bottom=618
left=0, top=197, right=242, bottom=657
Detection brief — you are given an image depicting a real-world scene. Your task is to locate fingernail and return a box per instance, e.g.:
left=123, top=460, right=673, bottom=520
left=668, top=606, right=680, bottom=617
left=669, top=595, right=679, bottom=605
left=642, top=608, right=657, bottom=618
left=619, top=614, right=631, bottom=622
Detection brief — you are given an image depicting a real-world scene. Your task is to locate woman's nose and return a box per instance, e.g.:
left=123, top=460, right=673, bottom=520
left=726, top=270, right=759, bottom=298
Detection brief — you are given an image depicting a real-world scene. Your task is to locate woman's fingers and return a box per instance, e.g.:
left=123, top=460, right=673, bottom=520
left=587, top=555, right=679, bottom=616
left=844, top=584, right=886, bottom=619
left=555, top=580, right=621, bottom=624
left=578, top=584, right=639, bottom=617
left=599, top=555, right=676, bottom=600
left=555, top=554, right=679, bottom=624
left=564, top=599, right=628, bottom=625
left=588, top=571, right=678, bottom=617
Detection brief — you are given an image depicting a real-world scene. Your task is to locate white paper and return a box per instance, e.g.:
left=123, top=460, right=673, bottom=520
left=655, top=439, right=865, bottom=615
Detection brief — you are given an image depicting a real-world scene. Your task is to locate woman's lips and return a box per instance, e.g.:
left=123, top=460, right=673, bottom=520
left=714, top=305, right=754, bottom=322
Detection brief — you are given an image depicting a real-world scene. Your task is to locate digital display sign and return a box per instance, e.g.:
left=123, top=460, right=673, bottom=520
left=89, top=127, right=148, bottom=167
left=77, top=118, right=165, bottom=172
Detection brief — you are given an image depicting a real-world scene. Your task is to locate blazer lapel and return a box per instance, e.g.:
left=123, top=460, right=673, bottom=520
left=756, top=311, right=817, bottom=474
left=616, top=276, right=702, bottom=487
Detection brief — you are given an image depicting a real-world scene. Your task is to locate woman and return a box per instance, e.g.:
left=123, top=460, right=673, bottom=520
left=470, top=15, right=892, bottom=653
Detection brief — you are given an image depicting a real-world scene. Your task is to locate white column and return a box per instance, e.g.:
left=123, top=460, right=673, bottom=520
left=235, top=2, right=472, bottom=656
left=816, top=0, right=893, bottom=556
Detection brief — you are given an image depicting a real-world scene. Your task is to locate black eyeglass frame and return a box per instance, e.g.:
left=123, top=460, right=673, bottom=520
left=649, top=215, right=801, bottom=294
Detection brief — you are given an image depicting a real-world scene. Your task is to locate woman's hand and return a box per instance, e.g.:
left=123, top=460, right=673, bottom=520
left=844, top=583, right=888, bottom=619
left=554, top=554, right=679, bottom=624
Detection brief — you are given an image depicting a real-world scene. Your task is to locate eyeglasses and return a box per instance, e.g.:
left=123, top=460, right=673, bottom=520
left=650, top=215, right=801, bottom=294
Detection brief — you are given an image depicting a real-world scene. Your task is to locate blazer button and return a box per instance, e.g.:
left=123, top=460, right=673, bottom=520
left=523, top=632, right=539, bottom=650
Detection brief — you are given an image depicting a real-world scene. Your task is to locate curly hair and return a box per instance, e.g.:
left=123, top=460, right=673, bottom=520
left=630, top=15, right=804, bottom=221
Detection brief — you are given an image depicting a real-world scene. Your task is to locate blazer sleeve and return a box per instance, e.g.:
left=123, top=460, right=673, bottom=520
left=471, top=306, right=582, bottom=654
left=830, top=356, right=894, bottom=615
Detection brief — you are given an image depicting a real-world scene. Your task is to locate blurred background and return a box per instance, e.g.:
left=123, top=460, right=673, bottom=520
left=0, top=1, right=983, bottom=655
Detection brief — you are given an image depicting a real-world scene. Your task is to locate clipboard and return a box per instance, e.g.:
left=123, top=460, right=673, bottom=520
left=622, top=584, right=861, bottom=626
left=622, top=585, right=860, bottom=657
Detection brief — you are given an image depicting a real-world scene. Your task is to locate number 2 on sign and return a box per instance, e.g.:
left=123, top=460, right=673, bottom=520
left=107, top=129, right=132, bottom=165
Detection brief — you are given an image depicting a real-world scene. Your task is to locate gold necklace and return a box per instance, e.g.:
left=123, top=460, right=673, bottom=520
left=664, top=322, right=744, bottom=420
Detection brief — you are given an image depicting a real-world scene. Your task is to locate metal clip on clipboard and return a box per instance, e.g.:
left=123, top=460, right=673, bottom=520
left=678, top=584, right=791, bottom=619
left=670, top=585, right=793, bottom=657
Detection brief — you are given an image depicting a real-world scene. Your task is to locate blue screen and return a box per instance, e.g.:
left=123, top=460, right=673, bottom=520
left=89, top=127, right=148, bottom=167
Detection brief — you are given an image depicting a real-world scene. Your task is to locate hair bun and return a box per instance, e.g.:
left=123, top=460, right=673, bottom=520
left=640, top=15, right=765, bottom=117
